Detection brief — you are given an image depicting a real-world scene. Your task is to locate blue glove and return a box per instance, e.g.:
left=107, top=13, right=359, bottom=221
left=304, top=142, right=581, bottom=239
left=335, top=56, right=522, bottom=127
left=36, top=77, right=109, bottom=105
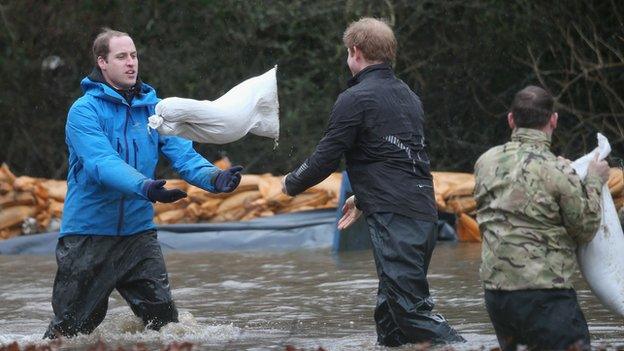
left=143, top=179, right=187, bottom=203
left=213, top=165, right=243, bottom=193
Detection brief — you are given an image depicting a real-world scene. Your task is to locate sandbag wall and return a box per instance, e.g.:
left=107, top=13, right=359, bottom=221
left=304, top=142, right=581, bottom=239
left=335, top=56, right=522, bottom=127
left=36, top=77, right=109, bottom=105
left=2, top=163, right=622, bottom=242
left=0, top=164, right=66, bottom=239
left=432, top=172, right=481, bottom=242
left=434, top=168, right=624, bottom=242
left=152, top=173, right=341, bottom=224
left=0, top=163, right=342, bottom=240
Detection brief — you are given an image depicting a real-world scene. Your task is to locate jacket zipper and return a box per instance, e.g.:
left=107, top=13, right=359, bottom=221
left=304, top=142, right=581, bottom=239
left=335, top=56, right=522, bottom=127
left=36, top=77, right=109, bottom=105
left=116, top=109, right=132, bottom=235
left=133, top=139, right=138, bottom=169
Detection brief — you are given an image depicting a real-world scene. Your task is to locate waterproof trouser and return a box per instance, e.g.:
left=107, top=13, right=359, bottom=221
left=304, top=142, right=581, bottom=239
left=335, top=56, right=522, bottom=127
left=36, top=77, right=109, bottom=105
left=44, top=231, right=178, bottom=339
left=484, top=289, right=590, bottom=351
left=366, top=212, right=465, bottom=347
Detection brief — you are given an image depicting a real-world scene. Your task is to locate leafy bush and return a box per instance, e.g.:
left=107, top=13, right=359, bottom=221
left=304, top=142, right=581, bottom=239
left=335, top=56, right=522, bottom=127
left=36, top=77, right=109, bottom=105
left=0, top=0, right=621, bottom=178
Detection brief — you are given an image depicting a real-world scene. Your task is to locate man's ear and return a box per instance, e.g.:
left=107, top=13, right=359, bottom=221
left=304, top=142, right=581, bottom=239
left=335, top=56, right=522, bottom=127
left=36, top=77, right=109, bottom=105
left=352, top=46, right=361, bottom=61
left=507, top=112, right=516, bottom=130
left=97, top=56, right=107, bottom=70
left=550, top=112, right=558, bottom=130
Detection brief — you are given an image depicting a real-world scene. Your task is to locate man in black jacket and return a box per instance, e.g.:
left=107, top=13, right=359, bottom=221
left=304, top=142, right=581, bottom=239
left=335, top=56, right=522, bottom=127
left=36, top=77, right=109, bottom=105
left=282, top=18, right=464, bottom=347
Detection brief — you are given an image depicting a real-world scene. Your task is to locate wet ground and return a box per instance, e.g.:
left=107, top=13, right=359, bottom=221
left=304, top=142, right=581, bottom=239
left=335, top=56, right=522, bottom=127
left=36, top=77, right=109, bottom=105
left=0, top=242, right=622, bottom=350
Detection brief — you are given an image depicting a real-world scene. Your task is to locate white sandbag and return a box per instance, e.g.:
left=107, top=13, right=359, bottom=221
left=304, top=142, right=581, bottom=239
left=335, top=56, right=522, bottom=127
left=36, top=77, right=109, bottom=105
left=148, top=66, right=279, bottom=144
left=571, top=133, right=624, bottom=317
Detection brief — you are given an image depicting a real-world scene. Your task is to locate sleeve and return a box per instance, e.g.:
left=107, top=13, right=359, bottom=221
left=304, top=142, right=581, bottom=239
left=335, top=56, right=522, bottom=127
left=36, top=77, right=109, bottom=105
left=159, top=135, right=220, bottom=192
left=472, top=156, right=485, bottom=204
left=553, top=161, right=604, bottom=244
left=284, top=91, right=364, bottom=196
left=65, top=103, right=150, bottom=199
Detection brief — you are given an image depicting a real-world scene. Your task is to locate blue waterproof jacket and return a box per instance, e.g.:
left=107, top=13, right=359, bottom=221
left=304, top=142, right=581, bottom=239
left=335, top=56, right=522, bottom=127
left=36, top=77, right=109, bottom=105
left=61, top=77, right=219, bottom=237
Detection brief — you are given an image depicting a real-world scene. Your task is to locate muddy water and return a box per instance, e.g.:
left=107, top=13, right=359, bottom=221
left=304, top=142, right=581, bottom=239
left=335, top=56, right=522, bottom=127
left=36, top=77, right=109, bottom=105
left=0, top=242, right=622, bottom=350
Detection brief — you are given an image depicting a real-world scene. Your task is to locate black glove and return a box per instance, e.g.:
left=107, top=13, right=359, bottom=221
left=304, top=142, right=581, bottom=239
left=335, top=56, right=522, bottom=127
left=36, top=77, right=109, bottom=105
left=213, top=165, right=243, bottom=193
left=143, top=179, right=187, bottom=203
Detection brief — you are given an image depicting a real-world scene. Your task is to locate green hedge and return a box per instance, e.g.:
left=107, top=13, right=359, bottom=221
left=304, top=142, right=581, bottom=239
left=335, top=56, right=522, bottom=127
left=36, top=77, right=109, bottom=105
left=1, top=0, right=622, bottom=178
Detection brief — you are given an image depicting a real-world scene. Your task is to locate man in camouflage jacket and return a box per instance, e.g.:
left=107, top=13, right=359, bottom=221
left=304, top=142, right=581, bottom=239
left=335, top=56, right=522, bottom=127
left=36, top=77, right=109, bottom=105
left=474, top=85, right=610, bottom=350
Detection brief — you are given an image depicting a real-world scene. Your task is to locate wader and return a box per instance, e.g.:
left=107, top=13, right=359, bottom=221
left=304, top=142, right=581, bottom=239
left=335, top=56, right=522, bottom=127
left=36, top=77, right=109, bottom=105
left=367, top=212, right=465, bottom=346
left=44, top=231, right=178, bottom=339
left=484, top=288, right=590, bottom=350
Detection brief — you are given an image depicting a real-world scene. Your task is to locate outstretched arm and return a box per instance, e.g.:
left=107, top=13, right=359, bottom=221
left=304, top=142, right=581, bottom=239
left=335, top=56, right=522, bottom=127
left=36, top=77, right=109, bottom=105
left=159, top=135, right=220, bottom=192
left=284, top=92, right=363, bottom=196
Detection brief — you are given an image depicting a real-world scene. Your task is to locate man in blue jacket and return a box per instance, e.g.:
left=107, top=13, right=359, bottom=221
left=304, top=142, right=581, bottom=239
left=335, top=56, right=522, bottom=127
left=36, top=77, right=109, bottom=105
left=282, top=18, right=464, bottom=346
left=44, top=28, right=243, bottom=339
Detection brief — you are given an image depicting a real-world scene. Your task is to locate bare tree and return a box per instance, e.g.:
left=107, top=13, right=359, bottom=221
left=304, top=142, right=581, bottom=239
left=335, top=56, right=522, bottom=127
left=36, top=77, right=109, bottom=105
left=522, top=1, right=624, bottom=157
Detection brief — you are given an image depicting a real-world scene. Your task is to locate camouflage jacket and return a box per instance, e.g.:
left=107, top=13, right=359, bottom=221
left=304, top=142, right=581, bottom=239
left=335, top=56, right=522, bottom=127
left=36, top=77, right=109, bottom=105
left=474, top=128, right=603, bottom=290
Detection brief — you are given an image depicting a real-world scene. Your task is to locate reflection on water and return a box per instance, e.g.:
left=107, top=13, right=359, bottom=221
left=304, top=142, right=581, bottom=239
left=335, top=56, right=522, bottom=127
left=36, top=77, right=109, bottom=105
left=0, top=242, right=622, bottom=350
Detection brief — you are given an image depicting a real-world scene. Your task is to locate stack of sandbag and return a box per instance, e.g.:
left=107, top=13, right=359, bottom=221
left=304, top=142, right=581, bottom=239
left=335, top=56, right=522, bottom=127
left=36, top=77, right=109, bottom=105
left=0, top=163, right=341, bottom=238
left=152, top=173, right=341, bottom=224
left=4, top=161, right=619, bottom=242
left=430, top=168, right=624, bottom=243
left=432, top=172, right=476, bottom=214
left=431, top=172, right=480, bottom=242
left=0, top=164, right=66, bottom=239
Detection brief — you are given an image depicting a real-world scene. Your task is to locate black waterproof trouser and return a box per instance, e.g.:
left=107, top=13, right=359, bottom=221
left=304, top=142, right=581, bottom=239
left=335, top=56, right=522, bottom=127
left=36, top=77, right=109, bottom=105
left=485, top=289, right=590, bottom=351
left=43, top=231, right=178, bottom=339
left=367, top=212, right=465, bottom=347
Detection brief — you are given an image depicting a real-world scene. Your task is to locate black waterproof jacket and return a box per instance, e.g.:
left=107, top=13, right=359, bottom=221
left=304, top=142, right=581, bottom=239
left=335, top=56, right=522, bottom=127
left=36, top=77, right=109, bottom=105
left=285, top=63, right=437, bottom=221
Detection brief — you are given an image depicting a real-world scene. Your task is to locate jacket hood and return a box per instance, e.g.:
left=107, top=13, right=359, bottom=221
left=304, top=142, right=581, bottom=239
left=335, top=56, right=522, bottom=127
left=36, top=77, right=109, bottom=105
left=80, top=68, right=158, bottom=107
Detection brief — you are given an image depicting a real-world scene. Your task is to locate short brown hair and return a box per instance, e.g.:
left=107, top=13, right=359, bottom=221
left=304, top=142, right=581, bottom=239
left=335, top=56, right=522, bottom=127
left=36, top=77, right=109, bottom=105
left=343, top=17, right=397, bottom=63
left=510, top=85, right=555, bottom=128
left=92, top=27, right=130, bottom=65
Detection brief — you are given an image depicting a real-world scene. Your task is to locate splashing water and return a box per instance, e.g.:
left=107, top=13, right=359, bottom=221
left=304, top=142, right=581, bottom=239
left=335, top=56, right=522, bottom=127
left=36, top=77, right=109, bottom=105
left=0, top=310, right=242, bottom=349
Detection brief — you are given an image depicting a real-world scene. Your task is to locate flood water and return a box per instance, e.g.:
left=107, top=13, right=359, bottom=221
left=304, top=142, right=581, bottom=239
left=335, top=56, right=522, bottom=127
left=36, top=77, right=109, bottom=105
left=0, top=242, right=622, bottom=350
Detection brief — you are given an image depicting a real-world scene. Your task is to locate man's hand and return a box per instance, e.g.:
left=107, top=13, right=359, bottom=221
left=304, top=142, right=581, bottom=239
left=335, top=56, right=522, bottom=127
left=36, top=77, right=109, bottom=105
left=214, top=165, right=243, bottom=193
left=337, top=195, right=362, bottom=230
left=144, top=179, right=187, bottom=203
left=587, top=152, right=610, bottom=184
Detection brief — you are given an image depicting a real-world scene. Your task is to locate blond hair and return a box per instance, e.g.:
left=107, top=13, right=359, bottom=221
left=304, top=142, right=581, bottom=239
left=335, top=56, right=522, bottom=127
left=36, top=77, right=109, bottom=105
left=92, top=27, right=130, bottom=65
left=343, top=17, right=397, bottom=63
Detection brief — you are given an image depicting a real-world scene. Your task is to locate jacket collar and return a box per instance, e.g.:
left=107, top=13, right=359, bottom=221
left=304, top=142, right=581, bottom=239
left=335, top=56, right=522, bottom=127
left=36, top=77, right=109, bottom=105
left=511, top=128, right=552, bottom=148
left=347, top=62, right=393, bottom=87
left=87, top=67, right=142, bottom=104
left=80, top=68, right=158, bottom=107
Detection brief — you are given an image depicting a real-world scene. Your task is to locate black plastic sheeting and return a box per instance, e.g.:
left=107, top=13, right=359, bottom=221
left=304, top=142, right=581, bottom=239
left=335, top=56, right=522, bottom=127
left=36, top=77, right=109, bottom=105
left=0, top=210, right=337, bottom=255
